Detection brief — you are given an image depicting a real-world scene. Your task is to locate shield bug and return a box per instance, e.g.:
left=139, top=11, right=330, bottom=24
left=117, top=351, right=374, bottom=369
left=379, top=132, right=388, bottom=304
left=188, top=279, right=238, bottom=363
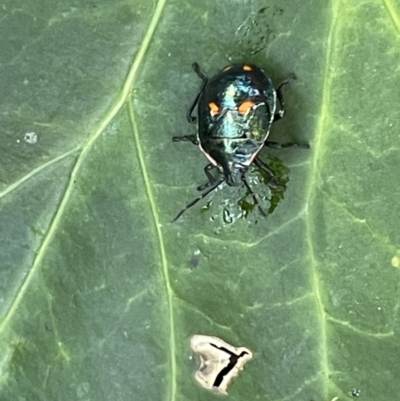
left=172, top=63, right=308, bottom=221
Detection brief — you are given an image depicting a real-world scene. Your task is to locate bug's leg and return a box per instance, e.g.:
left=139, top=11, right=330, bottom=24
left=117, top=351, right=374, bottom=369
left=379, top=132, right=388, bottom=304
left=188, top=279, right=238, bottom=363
left=197, top=164, right=217, bottom=191
left=254, top=157, right=285, bottom=190
left=265, top=141, right=309, bottom=149
left=172, top=134, right=199, bottom=145
left=241, top=174, right=267, bottom=217
left=192, top=62, right=208, bottom=80
left=172, top=178, right=224, bottom=222
left=186, top=63, right=208, bottom=124
left=254, top=157, right=275, bottom=176
left=274, top=74, right=296, bottom=121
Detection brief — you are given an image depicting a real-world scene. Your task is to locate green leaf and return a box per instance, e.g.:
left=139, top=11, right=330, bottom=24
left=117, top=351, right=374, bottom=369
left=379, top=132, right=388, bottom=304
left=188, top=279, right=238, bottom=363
left=1, top=0, right=400, bottom=400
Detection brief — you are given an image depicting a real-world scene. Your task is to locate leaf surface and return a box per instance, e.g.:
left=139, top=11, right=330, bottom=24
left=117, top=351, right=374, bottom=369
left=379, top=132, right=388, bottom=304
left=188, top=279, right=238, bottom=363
left=1, top=0, right=400, bottom=400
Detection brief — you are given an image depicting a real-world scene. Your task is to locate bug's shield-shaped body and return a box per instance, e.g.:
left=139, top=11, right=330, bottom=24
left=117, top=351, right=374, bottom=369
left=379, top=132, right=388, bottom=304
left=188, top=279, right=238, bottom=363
left=197, top=64, right=277, bottom=186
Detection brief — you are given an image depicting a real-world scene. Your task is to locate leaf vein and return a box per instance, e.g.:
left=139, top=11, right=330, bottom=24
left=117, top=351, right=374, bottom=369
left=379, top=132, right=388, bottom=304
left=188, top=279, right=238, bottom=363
left=326, top=315, right=394, bottom=338
left=193, top=209, right=306, bottom=248
left=303, top=0, right=341, bottom=396
left=175, top=297, right=233, bottom=334
left=272, top=372, right=321, bottom=401
left=128, top=100, right=176, bottom=401
left=322, top=190, right=399, bottom=253
left=0, top=146, right=79, bottom=199
left=382, top=0, right=400, bottom=37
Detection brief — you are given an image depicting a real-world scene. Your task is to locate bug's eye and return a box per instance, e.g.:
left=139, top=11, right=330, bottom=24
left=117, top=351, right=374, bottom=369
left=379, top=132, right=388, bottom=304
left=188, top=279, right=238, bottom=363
left=208, top=102, right=220, bottom=116
left=238, top=100, right=255, bottom=114
left=243, top=65, right=252, bottom=71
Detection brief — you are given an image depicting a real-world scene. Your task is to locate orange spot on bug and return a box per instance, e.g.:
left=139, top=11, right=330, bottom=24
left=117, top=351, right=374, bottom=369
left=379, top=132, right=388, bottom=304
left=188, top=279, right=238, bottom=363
left=243, top=65, right=252, bottom=71
left=238, top=100, right=255, bottom=114
left=209, top=102, right=220, bottom=114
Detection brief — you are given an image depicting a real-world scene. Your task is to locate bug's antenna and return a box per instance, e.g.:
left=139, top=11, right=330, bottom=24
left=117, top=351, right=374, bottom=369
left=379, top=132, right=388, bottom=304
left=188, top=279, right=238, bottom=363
left=172, top=179, right=224, bottom=222
left=241, top=175, right=267, bottom=217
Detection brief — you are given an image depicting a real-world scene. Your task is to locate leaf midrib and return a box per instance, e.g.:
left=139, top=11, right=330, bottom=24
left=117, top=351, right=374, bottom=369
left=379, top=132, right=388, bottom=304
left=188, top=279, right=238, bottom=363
left=303, top=0, right=340, bottom=398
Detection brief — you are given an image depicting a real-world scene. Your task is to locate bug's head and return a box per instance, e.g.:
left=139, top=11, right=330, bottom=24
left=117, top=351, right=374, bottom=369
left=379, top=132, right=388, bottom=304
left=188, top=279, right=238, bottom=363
left=223, top=163, right=245, bottom=186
